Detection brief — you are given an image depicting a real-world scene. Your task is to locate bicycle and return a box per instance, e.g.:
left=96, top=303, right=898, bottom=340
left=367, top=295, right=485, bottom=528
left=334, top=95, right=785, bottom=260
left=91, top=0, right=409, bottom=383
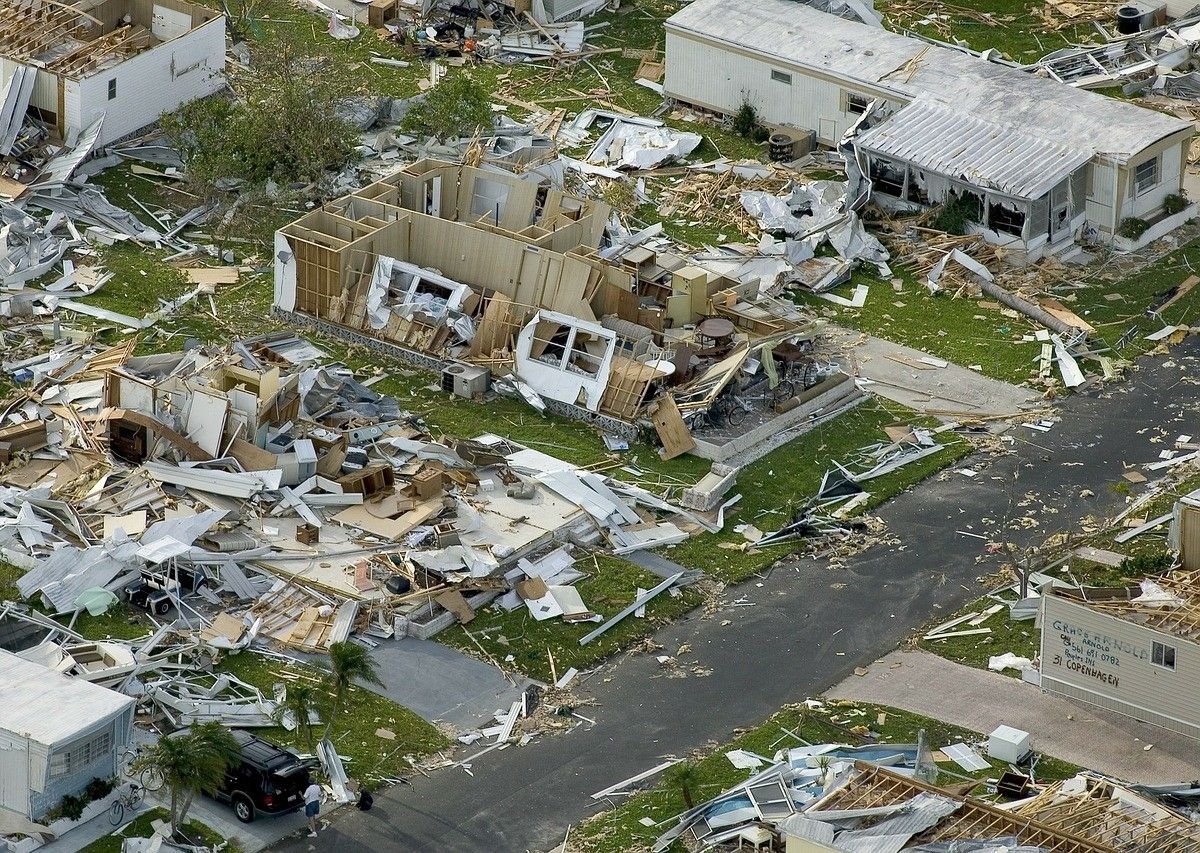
left=118, top=745, right=165, bottom=792
left=109, top=783, right=144, bottom=826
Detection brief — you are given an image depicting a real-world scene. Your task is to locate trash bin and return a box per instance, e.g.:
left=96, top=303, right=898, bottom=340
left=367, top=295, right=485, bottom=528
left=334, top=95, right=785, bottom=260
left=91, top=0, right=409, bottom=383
left=1116, top=5, right=1142, bottom=33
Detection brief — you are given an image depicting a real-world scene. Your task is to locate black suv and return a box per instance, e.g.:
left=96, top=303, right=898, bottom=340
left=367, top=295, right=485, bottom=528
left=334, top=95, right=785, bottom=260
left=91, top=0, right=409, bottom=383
left=213, top=730, right=313, bottom=822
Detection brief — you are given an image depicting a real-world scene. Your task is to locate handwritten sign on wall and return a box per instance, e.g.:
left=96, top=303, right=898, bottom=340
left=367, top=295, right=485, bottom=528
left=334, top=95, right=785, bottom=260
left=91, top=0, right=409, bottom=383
left=1047, top=618, right=1150, bottom=690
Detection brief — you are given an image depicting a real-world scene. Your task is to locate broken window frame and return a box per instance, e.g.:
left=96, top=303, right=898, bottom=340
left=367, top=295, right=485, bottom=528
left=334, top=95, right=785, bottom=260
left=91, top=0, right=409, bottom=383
left=845, top=92, right=870, bottom=115
left=1134, top=157, right=1160, bottom=197
left=987, top=197, right=1025, bottom=237
left=868, top=158, right=906, bottom=198
left=1151, top=640, right=1176, bottom=670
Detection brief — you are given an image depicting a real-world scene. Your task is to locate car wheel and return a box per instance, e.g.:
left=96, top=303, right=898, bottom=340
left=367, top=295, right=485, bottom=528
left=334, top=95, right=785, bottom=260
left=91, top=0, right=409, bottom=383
left=232, top=794, right=255, bottom=823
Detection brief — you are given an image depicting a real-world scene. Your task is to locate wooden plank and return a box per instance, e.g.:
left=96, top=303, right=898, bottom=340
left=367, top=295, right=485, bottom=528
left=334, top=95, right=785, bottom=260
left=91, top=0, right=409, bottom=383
left=182, top=267, right=240, bottom=286
left=435, top=590, right=475, bottom=624
left=1158, top=274, right=1199, bottom=314
left=649, top=395, right=695, bottom=460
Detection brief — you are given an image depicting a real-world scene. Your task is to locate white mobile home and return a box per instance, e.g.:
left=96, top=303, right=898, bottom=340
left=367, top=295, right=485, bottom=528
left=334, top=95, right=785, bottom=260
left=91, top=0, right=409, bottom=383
left=0, top=650, right=134, bottom=821
left=664, top=0, right=1193, bottom=254
left=1040, top=576, right=1200, bottom=740
left=0, top=0, right=225, bottom=147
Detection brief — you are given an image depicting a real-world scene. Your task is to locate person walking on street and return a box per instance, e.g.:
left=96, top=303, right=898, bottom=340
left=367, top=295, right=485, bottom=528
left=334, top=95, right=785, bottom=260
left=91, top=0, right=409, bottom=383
left=304, top=780, right=322, bottom=837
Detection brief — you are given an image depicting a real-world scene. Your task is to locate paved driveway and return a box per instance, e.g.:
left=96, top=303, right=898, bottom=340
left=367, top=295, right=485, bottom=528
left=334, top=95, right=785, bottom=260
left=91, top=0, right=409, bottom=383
left=827, top=649, right=1199, bottom=783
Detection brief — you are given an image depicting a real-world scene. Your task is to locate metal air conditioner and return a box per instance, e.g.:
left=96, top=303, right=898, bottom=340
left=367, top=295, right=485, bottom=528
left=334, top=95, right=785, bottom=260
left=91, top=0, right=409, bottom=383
left=441, top=364, right=491, bottom=400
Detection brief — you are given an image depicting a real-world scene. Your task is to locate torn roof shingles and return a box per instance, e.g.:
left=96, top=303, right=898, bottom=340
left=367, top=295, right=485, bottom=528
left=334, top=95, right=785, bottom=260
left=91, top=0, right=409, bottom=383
left=855, top=98, right=1094, bottom=200
left=666, top=0, right=1191, bottom=163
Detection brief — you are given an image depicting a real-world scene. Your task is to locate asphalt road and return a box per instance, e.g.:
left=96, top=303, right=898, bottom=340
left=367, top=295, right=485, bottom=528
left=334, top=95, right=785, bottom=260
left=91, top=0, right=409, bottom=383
left=270, top=340, right=1200, bottom=853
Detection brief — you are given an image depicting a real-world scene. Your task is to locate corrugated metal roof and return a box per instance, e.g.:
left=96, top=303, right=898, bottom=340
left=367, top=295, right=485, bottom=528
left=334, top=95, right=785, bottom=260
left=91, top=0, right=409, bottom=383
left=17, top=541, right=139, bottom=615
left=0, top=649, right=134, bottom=746
left=665, top=0, right=1191, bottom=161
left=856, top=99, right=1092, bottom=200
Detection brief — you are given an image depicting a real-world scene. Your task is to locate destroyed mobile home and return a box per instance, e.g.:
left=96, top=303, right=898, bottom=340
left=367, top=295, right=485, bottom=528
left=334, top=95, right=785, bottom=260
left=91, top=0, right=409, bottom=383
left=0, top=333, right=729, bottom=655
left=272, top=159, right=868, bottom=462
left=0, top=0, right=225, bottom=157
left=645, top=740, right=1200, bottom=852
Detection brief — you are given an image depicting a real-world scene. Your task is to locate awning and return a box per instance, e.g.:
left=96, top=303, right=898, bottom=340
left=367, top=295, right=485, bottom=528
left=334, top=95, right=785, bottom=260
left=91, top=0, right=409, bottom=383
left=856, top=98, right=1092, bottom=201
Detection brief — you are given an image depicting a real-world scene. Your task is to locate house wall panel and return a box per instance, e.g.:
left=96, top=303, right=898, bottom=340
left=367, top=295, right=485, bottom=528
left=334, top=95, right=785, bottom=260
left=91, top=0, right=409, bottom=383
left=665, top=31, right=898, bottom=144
left=1040, top=595, right=1200, bottom=739
left=0, top=733, right=29, bottom=817
left=73, top=16, right=224, bottom=146
left=1121, top=136, right=1187, bottom=221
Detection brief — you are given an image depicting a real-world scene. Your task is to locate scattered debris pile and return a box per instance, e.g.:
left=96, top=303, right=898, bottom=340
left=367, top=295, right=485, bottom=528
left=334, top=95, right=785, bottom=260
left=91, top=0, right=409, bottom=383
left=0, top=332, right=718, bottom=657
left=645, top=708, right=1200, bottom=852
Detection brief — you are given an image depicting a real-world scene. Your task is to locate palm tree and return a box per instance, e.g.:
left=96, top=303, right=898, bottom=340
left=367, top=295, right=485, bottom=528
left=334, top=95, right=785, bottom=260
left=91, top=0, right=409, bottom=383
left=322, top=641, right=384, bottom=739
left=665, top=760, right=699, bottom=810
left=274, top=683, right=319, bottom=753
left=133, top=723, right=240, bottom=837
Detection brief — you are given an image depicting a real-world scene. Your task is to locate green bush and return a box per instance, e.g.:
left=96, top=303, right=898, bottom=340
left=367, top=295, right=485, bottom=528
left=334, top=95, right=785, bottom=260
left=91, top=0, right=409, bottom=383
left=402, top=74, right=493, bottom=141
left=161, top=32, right=360, bottom=194
left=751, top=125, right=771, bottom=143
left=50, top=793, right=87, bottom=823
left=1120, top=550, right=1174, bottom=576
left=85, top=777, right=116, bottom=801
left=931, top=194, right=982, bottom=235
left=1118, top=217, right=1150, bottom=239
left=1163, top=192, right=1188, bottom=216
left=732, top=99, right=758, bottom=138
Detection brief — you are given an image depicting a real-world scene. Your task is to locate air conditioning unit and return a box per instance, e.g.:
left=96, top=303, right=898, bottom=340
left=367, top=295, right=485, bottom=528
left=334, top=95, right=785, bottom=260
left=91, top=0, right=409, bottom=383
left=441, top=364, right=491, bottom=400
left=988, top=725, right=1032, bottom=763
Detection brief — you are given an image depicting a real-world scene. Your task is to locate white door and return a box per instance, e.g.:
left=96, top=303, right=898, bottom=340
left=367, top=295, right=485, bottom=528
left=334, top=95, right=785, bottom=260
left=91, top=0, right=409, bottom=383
left=818, top=118, right=838, bottom=144
left=424, top=176, right=441, bottom=218
left=0, top=744, right=30, bottom=815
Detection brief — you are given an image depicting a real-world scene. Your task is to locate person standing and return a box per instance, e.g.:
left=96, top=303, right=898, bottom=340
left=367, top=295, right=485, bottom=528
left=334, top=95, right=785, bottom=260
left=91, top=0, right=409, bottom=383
left=304, top=780, right=322, bottom=837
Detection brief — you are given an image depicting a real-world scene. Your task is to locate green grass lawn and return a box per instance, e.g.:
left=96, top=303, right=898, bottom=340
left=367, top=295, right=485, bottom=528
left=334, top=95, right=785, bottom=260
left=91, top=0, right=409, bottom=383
left=439, top=555, right=702, bottom=683
left=1068, top=238, right=1200, bottom=359
left=797, top=227, right=1200, bottom=388
left=795, top=267, right=1042, bottom=385
left=81, top=807, right=236, bottom=853
left=876, top=0, right=1097, bottom=63
left=575, top=699, right=1080, bottom=852
left=215, top=651, right=449, bottom=783
left=663, top=399, right=973, bottom=583
left=71, top=603, right=156, bottom=641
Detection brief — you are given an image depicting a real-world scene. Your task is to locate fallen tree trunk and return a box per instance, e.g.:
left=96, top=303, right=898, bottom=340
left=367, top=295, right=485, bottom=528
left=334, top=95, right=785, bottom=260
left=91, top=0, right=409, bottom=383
left=980, top=279, right=1085, bottom=338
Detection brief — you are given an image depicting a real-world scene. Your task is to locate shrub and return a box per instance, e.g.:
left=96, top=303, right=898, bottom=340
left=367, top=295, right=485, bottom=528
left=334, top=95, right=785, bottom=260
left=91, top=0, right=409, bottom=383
left=1117, top=217, right=1150, bottom=240
left=51, top=793, right=87, bottom=823
left=931, top=193, right=982, bottom=235
left=732, top=98, right=758, bottom=138
left=161, top=31, right=360, bottom=194
left=1163, top=192, right=1188, bottom=216
left=1120, top=551, right=1174, bottom=576
left=402, top=74, right=493, bottom=141
left=85, top=777, right=116, bottom=801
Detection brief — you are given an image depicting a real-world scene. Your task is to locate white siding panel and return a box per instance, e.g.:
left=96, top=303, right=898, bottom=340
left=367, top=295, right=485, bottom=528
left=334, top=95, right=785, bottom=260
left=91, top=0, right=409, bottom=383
left=1123, top=141, right=1184, bottom=220
left=1088, top=161, right=1115, bottom=206
left=0, top=60, right=58, bottom=118
left=1041, top=595, right=1200, bottom=738
left=72, top=16, right=225, bottom=146
left=665, top=32, right=890, bottom=144
left=64, top=79, right=81, bottom=137
left=0, top=735, right=29, bottom=816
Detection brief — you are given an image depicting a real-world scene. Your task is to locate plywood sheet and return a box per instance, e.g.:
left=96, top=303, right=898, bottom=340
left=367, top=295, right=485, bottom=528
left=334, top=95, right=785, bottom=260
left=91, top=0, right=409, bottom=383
left=650, top=395, right=695, bottom=460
